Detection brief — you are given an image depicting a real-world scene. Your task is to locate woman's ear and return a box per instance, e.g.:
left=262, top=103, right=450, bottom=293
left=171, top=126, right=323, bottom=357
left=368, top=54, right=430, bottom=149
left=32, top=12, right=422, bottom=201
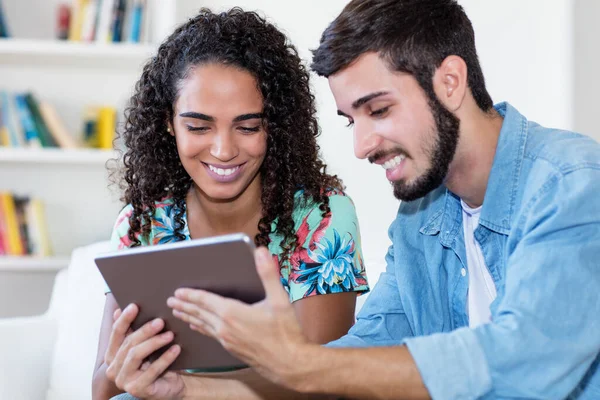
left=432, top=55, right=468, bottom=112
left=167, top=122, right=175, bottom=137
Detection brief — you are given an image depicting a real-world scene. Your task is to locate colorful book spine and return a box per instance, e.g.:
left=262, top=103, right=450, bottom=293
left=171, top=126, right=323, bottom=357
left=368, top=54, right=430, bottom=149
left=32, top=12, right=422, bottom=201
left=0, top=91, right=25, bottom=147
left=111, top=0, right=127, bottom=42
left=80, top=0, right=99, bottom=42
left=95, top=0, right=114, bottom=42
left=97, top=106, right=116, bottom=149
left=38, top=101, right=80, bottom=148
left=14, top=94, right=42, bottom=148
left=0, top=197, right=6, bottom=255
left=23, top=93, right=58, bottom=148
left=0, top=0, right=10, bottom=38
left=127, top=0, right=143, bottom=43
left=0, top=96, right=8, bottom=146
left=25, top=198, right=52, bottom=257
left=0, top=192, right=25, bottom=256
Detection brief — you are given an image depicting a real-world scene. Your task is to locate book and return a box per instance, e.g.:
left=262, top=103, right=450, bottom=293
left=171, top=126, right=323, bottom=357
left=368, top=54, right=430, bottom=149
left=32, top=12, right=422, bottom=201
left=68, top=0, right=90, bottom=41
left=0, top=196, right=6, bottom=255
left=0, top=0, right=10, bottom=38
left=25, top=198, right=52, bottom=257
left=0, top=97, right=8, bottom=146
left=14, top=94, right=42, bottom=148
left=14, top=197, right=31, bottom=255
left=38, top=101, right=80, bottom=148
left=127, top=0, right=145, bottom=43
left=0, top=192, right=24, bottom=256
left=95, top=0, right=114, bottom=43
left=111, top=0, right=127, bottom=42
left=80, top=0, right=99, bottom=41
left=0, top=91, right=25, bottom=147
left=97, top=106, right=116, bottom=149
left=57, top=3, right=71, bottom=40
left=23, top=93, right=58, bottom=148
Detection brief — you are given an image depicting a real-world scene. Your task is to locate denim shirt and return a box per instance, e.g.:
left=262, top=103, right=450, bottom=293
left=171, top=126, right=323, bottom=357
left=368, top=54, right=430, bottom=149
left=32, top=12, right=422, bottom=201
left=328, top=103, right=600, bottom=399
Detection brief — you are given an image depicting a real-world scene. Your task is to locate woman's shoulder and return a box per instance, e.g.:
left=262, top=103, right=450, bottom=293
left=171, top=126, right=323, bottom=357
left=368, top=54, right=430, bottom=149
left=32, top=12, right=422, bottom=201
left=111, top=196, right=181, bottom=249
left=293, top=188, right=357, bottom=215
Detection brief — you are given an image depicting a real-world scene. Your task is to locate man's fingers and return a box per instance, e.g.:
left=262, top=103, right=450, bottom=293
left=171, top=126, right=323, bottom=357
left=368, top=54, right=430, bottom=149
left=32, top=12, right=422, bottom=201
left=173, top=288, right=238, bottom=316
left=172, top=308, right=217, bottom=337
left=254, top=247, right=289, bottom=307
left=168, top=296, right=220, bottom=336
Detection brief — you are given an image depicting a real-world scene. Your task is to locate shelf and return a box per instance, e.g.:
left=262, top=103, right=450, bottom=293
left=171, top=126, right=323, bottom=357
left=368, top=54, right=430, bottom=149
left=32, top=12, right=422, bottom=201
left=0, top=38, right=156, bottom=66
left=0, top=256, right=70, bottom=271
left=0, top=147, right=119, bottom=165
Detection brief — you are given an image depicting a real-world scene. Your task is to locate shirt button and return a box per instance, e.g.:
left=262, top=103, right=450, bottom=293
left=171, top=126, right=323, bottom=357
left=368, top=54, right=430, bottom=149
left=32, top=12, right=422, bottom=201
left=461, top=268, right=467, bottom=277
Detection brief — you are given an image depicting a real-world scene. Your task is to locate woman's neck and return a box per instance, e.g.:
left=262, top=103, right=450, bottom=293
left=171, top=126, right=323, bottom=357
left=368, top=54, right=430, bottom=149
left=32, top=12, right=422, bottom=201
left=185, top=178, right=263, bottom=239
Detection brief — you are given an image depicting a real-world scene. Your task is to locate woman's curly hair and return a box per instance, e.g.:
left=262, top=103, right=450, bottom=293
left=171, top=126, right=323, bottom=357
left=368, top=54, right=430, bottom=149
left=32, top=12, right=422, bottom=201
left=111, top=7, right=343, bottom=261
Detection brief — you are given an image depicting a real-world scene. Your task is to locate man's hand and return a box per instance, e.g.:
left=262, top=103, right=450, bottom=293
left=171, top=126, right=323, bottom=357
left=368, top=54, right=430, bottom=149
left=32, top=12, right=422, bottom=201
left=104, top=303, right=187, bottom=399
left=167, top=247, right=313, bottom=391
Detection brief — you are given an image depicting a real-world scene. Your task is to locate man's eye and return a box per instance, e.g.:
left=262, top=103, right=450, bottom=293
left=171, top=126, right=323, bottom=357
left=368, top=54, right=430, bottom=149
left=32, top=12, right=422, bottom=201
left=370, top=107, right=389, bottom=117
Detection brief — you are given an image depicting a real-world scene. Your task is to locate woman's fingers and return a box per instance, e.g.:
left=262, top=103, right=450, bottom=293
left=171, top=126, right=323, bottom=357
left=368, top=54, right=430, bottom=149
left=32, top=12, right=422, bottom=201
left=105, top=304, right=138, bottom=365
left=125, top=345, right=181, bottom=396
left=115, top=330, right=175, bottom=389
left=106, top=316, right=165, bottom=381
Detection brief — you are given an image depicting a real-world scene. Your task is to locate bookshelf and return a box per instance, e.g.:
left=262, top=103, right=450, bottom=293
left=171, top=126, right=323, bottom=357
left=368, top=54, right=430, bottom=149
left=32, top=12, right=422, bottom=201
left=0, top=256, right=70, bottom=271
left=0, top=38, right=156, bottom=65
left=0, top=0, right=178, bottom=317
left=0, top=147, right=118, bottom=165
left=0, top=147, right=118, bottom=164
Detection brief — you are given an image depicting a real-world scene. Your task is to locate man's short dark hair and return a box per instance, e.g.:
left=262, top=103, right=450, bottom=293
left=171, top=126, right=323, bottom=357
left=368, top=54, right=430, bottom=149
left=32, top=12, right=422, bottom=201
left=311, top=0, right=493, bottom=111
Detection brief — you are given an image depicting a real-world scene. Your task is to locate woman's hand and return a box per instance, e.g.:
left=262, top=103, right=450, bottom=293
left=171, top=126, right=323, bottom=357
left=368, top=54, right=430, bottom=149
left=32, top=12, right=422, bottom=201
left=104, top=303, right=187, bottom=400
left=167, top=247, right=314, bottom=391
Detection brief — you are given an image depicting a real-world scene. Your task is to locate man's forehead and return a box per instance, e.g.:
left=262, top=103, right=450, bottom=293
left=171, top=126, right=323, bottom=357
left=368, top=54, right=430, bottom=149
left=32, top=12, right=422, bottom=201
left=327, top=54, right=411, bottom=109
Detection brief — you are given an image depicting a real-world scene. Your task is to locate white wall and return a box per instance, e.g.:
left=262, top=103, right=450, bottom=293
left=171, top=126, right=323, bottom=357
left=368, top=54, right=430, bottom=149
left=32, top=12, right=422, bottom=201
left=175, top=0, right=581, bottom=286
left=574, top=0, right=600, bottom=142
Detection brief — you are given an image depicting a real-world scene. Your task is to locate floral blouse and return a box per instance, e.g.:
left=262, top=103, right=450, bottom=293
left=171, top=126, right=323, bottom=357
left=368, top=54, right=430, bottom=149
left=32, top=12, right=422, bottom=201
left=109, top=190, right=369, bottom=302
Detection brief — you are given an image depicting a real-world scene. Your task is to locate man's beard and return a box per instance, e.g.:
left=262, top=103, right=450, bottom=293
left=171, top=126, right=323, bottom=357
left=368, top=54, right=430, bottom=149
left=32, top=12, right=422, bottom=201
left=391, top=97, right=460, bottom=201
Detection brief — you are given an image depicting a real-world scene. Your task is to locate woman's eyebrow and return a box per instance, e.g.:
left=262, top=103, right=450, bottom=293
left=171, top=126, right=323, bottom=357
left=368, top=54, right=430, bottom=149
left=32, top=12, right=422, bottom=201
left=233, top=113, right=264, bottom=122
left=179, top=112, right=214, bottom=121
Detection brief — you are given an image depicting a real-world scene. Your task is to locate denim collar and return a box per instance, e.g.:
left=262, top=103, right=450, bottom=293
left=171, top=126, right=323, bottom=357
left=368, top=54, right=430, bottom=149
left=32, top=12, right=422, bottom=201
left=420, top=102, right=528, bottom=239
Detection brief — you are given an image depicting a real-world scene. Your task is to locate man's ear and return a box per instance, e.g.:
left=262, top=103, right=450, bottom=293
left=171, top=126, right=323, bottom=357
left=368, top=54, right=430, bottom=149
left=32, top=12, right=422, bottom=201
left=432, top=55, right=468, bottom=112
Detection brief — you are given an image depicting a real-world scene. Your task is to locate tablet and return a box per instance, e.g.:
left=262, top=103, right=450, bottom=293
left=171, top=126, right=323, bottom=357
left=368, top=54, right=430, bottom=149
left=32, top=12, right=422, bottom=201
left=94, top=233, right=265, bottom=371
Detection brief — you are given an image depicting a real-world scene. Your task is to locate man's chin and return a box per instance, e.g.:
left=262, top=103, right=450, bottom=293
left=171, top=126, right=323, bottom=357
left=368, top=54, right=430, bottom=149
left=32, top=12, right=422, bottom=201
left=392, top=180, right=441, bottom=202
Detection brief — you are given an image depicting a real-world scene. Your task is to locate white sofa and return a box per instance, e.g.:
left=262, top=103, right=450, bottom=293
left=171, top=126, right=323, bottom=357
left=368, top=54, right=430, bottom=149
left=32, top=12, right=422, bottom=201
left=0, top=240, right=383, bottom=400
left=0, top=241, right=111, bottom=400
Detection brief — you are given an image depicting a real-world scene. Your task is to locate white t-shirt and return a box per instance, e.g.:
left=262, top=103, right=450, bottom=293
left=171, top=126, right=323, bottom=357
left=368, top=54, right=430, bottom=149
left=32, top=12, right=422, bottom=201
left=461, top=201, right=497, bottom=328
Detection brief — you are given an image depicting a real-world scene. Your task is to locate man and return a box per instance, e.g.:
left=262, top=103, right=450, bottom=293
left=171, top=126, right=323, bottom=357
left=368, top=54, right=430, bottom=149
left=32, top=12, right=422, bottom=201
left=111, top=0, right=600, bottom=398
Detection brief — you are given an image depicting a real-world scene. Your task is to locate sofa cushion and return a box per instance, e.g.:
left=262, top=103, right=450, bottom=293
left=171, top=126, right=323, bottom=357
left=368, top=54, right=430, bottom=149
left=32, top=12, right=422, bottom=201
left=46, top=241, right=112, bottom=400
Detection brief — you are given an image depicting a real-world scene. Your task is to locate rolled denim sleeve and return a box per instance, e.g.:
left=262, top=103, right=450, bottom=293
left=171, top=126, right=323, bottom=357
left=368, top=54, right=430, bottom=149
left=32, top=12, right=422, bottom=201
left=328, top=219, right=414, bottom=348
left=405, top=168, right=600, bottom=399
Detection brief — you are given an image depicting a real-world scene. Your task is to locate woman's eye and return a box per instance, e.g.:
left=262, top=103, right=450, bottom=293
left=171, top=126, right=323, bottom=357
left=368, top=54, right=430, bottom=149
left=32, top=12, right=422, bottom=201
left=370, top=107, right=389, bottom=117
left=239, top=126, right=261, bottom=134
left=345, top=119, right=354, bottom=128
left=186, top=126, right=209, bottom=133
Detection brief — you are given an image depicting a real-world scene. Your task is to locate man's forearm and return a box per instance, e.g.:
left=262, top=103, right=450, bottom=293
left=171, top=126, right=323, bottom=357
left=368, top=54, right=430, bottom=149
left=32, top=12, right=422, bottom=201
left=294, top=345, right=430, bottom=400
left=182, top=368, right=334, bottom=400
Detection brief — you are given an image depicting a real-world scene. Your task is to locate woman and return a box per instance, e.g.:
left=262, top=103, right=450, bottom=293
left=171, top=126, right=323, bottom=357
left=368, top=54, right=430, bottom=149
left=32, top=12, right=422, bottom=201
left=92, top=8, right=369, bottom=400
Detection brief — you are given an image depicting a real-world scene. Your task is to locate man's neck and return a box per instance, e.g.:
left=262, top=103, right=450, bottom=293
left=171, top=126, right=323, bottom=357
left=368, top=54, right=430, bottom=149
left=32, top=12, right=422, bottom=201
left=445, top=107, right=504, bottom=208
